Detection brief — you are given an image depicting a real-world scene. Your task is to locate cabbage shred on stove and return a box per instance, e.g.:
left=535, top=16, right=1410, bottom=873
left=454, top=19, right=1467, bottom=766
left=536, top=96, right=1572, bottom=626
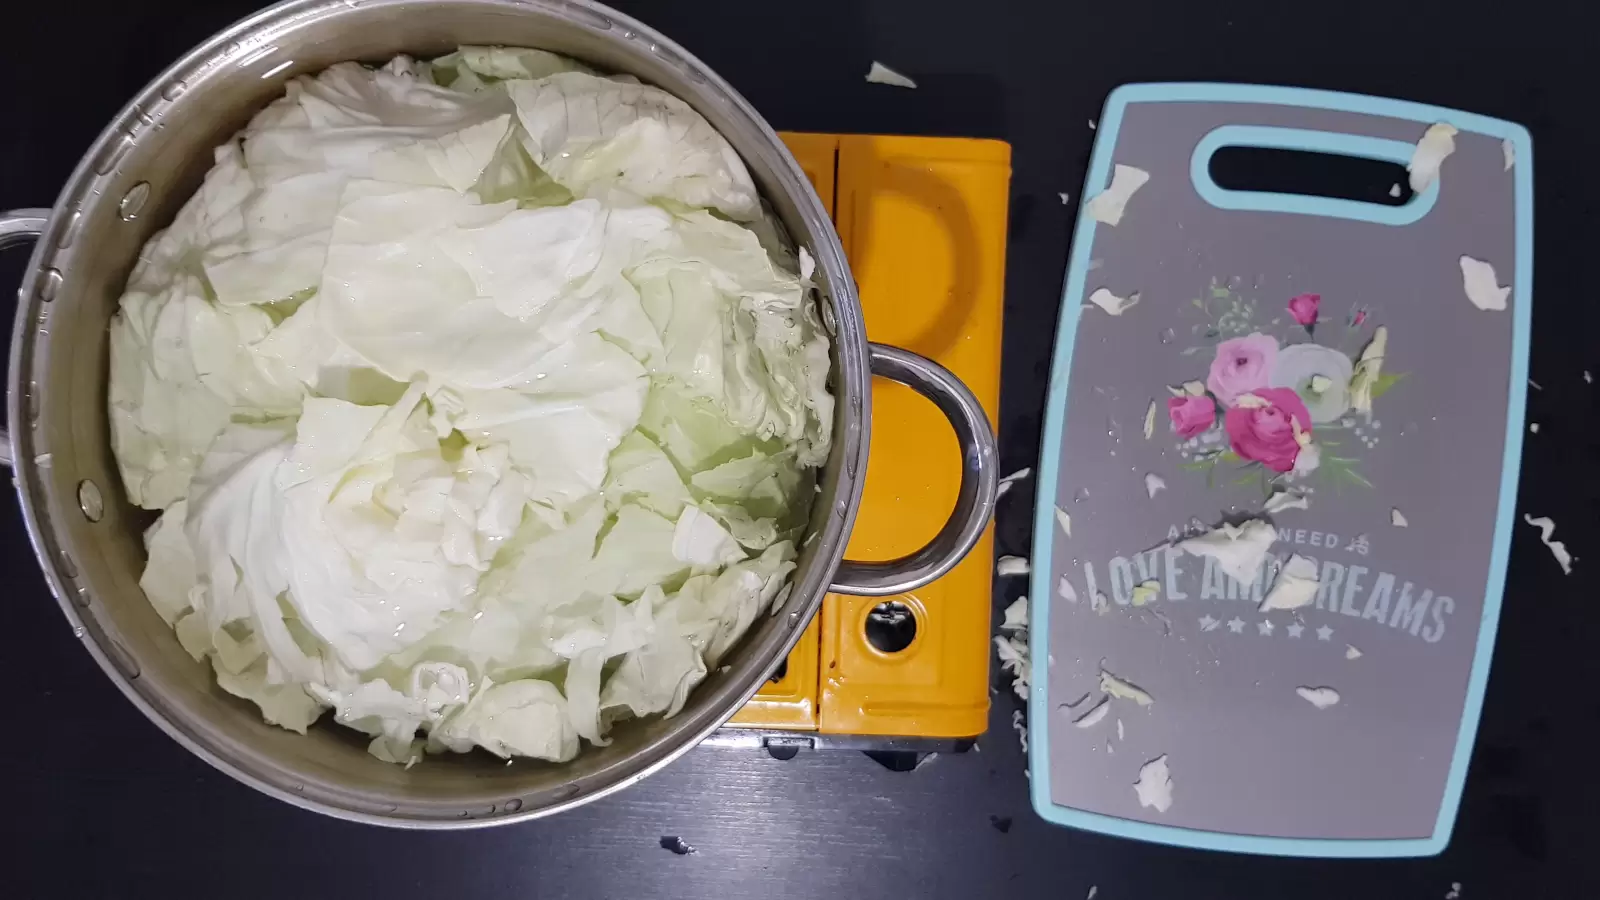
left=111, top=48, right=833, bottom=764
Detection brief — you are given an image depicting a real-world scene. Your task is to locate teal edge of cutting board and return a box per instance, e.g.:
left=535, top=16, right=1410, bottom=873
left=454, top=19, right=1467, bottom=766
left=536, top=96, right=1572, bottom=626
left=1027, top=82, right=1534, bottom=858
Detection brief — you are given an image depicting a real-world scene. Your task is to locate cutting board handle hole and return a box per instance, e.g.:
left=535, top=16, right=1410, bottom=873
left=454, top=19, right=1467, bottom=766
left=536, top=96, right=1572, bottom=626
left=1206, top=146, right=1415, bottom=206
left=1191, top=125, right=1434, bottom=224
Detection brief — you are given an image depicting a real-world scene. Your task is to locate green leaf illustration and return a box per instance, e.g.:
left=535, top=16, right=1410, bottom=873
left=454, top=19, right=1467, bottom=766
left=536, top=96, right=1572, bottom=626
left=1369, top=371, right=1407, bottom=400
left=1314, top=453, right=1374, bottom=493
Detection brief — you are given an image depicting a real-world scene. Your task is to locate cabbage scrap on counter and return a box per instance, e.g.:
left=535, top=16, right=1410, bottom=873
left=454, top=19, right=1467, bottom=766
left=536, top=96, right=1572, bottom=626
left=113, top=47, right=833, bottom=765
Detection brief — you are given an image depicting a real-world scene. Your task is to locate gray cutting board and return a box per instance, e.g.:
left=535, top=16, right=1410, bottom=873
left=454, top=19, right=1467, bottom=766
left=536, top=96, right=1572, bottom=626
left=1026, top=84, right=1532, bottom=857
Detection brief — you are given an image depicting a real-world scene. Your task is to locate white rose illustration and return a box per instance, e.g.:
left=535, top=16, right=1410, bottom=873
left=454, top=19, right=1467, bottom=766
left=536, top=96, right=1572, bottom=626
left=1269, top=343, right=1353, bottom=425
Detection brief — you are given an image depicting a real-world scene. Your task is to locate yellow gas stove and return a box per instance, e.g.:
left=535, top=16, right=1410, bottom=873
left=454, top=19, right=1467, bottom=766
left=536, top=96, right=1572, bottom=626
left=710, top=132, right=1010, bottom=759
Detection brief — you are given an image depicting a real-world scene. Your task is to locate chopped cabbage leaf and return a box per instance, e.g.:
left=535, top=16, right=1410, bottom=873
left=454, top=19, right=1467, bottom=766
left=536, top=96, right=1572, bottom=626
left=139, top=500, right=200, bottom=625
left=639, top=384, right=764, bottom=472
left=590, top=504, right=694, bottom=597
left=634, top=211, right=833, bottom=464
left=108, top=268, right=307, bottom=509
left=507, top=71, right=760, bottom=219
left=432, top=678, right=580, bottom=762
left=428, top=335, right=649, bottom=517
left=671, top=506, right=745, bottom=570
left=601, top=630, right=707, bottom=723
left=216, top=661, right=326, bottom=734
left=112, top=47, right=831, bottom=766
left=676, top=542, right=797, bottom=666
left=432, top=46, right=595, bottom=86
left=603, top=431, right=693, bottom=519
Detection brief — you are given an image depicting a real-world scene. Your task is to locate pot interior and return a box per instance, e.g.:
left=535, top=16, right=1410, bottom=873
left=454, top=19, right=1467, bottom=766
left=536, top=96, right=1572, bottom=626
left=15, top=0, right=863, bottom=825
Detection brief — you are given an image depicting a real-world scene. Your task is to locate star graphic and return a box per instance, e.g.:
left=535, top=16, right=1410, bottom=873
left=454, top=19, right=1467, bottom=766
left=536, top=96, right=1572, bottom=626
left=1286, top=622, right=1305, bottom=638
left=1227, top=617, right=1246, bottom=634
left=1257, top=619, right=1274, bottom=636
left=1198, top=615, right=1219, bottom=632
left=1316, top=625, right=1334, bottom=641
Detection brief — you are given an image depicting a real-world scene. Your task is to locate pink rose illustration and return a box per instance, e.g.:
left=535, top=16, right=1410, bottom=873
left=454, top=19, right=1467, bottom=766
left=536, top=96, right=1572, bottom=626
left=1206, top=333, right=1278, bottom=406
left=1287, top=293, right=1320, bottom=330
left=1224, top=387, right=1312, bottom=473
left=1167, top=395, right=1216, bottom=439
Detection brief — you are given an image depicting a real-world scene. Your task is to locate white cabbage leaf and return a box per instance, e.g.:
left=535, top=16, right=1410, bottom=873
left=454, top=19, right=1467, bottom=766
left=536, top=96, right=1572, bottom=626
left=432, top=46, right=595, bottom=87
left=111, top=48, right=831, bottom=766
left=431, top=678, right=579, bottom=762
left=507, top=71, right=760, bottom=219
left=108, top=265, right=307, bottom=509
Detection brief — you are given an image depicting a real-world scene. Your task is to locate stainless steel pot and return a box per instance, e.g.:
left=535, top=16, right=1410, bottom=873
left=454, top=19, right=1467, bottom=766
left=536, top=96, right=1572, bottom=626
left=1, top=0, right=997, bottom=827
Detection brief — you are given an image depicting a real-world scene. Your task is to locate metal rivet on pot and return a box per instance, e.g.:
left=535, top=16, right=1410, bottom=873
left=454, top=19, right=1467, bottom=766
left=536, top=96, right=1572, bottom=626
left=78, top=479, right=105, bottom=522
left=38, top=268, right=63, bottom=304
left=26, top=380, right=40, bottom=423
left=160, top=79, right=188, bottom=101
left=504, top=798, right=524, bottom=812
left=71, top=585, right=91, bottom=608
left=553, top=784, right=580, bottom=801
left=120, top=182, right=151, bottom=221
left=55, top=209, right=81, bottom=250
left=59, top=549, right=79, bottom=579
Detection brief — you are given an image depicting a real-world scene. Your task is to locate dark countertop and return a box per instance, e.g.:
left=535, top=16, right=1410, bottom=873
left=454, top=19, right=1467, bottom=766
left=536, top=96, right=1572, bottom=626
left=3, top=1, right=1596, bottom=896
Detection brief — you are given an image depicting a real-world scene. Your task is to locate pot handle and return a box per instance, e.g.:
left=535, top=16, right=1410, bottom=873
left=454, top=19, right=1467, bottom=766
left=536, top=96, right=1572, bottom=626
left=829, top=343, right=999, bottom=597
left=0, top=208, right=50, bottom=469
